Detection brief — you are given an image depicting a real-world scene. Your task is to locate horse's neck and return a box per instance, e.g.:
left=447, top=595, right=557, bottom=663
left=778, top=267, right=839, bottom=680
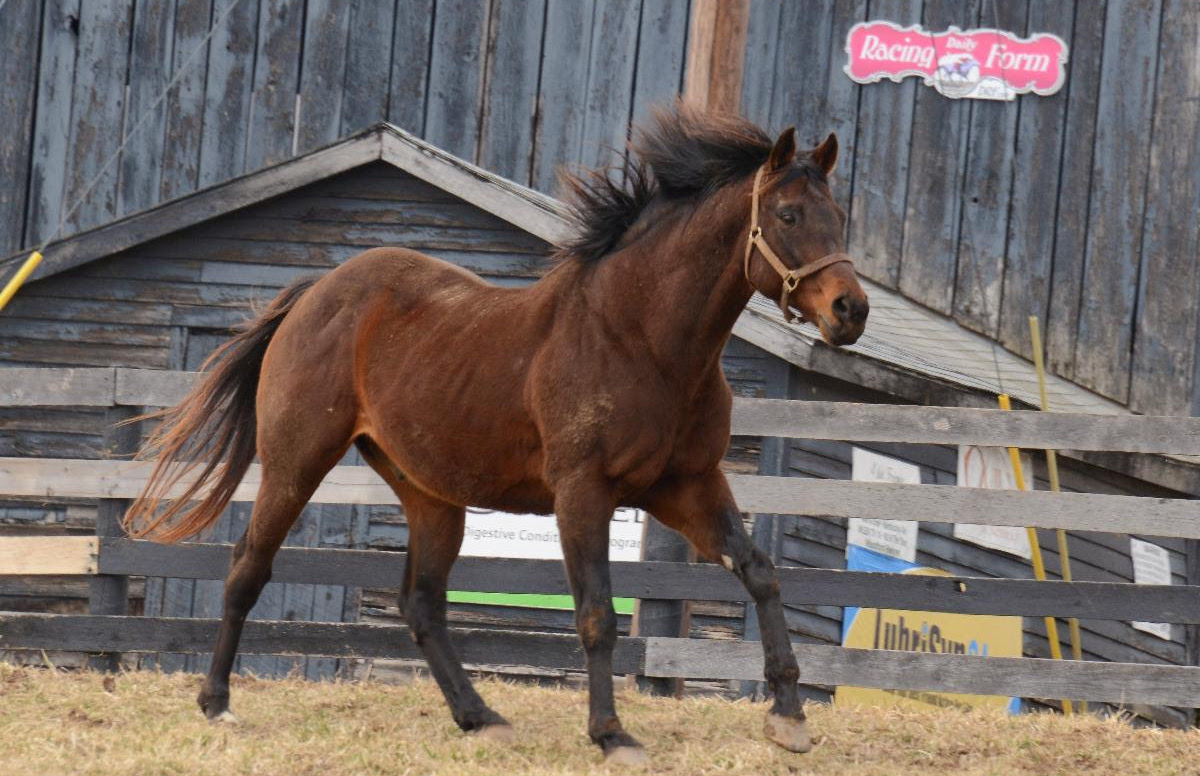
left=584, top=185, right=752, bottom=383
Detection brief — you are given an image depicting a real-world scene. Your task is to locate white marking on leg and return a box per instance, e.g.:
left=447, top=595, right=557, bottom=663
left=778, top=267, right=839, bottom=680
left=721, top=554, right=734, bottom=571
left=212, top=710, right=239, bottom=725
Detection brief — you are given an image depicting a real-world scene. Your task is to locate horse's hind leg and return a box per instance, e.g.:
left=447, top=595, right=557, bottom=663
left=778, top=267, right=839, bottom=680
left=197, top=469, right=322, bottom=721
left=357, top=439, right=511, bottom=737
left=198, top=430, right=352, bottom=720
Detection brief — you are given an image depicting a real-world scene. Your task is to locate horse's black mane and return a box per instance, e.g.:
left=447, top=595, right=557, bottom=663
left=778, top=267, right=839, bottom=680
left=558, top=106, right=814, bottom=264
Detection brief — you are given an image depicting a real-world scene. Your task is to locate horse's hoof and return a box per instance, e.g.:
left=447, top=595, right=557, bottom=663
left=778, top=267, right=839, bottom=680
left=764, top=713, right=811, bottom=753
left=471, top=723, right=515, bottom=743
left=605, top=745, right=649, bottom=768
left=210, top=710, right=240, bottom=725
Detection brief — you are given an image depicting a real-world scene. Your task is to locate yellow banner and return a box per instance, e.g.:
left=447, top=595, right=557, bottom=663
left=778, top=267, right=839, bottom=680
left=838, top=562, right=1022, bottom=712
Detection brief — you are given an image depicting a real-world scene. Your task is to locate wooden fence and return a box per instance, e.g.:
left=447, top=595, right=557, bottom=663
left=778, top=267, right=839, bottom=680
left=4, top=367, right=1200, bottom=707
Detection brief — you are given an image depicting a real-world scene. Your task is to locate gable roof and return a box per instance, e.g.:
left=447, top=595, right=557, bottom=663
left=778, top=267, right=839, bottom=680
left=0, top=124, right=573, bottom=284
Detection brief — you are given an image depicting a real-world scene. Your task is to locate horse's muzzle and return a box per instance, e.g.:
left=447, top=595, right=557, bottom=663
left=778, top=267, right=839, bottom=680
left=822, top=292, right=869, bottom=346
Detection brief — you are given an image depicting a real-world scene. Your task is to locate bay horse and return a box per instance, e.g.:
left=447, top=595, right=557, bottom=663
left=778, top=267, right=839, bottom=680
left=123, top=105, right=868, bottom=765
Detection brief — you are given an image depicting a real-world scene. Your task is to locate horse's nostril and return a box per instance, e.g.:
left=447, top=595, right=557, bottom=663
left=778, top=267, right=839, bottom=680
left=833, top=294, right=868, bottom=324
left=833, top=294, right=850, bottom=318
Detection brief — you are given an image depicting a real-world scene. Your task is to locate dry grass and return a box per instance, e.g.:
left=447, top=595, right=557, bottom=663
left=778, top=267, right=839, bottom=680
left=2, top=662, right=1198, bottom=776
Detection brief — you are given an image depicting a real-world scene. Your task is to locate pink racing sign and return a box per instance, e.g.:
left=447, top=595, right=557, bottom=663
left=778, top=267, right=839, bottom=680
left=844, top=21, right=1069, bottom=101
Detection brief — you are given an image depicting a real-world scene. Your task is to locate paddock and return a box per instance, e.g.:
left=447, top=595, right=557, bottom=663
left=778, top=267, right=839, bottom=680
left=3, top=663, right=1198, bottom=776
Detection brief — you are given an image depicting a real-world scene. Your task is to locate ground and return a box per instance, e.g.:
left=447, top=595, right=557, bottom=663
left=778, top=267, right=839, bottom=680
left=2, top=663, right=1198, bottom=775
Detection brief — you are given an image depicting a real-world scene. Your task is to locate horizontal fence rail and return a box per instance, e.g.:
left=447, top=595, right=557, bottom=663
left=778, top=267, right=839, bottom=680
left=92, top=539, right=1200, bottom=623
left=4, top=458, right=1198, bottom=540
left=4, top=613, right=1200, bottom=707
left=5, top=368, right=1200, bottom=454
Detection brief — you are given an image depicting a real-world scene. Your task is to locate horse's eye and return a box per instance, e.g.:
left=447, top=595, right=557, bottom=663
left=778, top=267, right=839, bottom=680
left=777, top=209, right=797, bottom=226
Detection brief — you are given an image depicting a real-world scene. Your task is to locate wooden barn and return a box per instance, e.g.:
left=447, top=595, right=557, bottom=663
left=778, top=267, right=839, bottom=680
left=1, top=0, right=1198, bottom=728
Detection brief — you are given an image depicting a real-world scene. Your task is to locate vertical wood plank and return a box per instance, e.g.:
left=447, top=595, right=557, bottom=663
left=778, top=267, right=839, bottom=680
left=159, top=0, right=215, bottom=201
left=846, top=0, right=922, bottom=286
left=997, top=1, right=1074, bottom=357
left=737, top=0, right=780, bottom=124
left=118, top=0, right=177, bottom=217
left=307, top=500, right=352, bottom=679
left=423, top=0, right=490, bottom=159
left=578, top=0, right=641, bottom=172
left=683, top=0, right=747, bottom=115
left=62, top=0, right=132, bottom=234
left=822, top=0, right=868, bottom=215
left=277, top=503, right=320, bottom=678
left=1131, top=0, right=1200, bottom=415
left=1044, top=0, right=1106, bottom=379
left=952, top=0, right=1026, bottom=337
left=768, top=0, right=834, bottom=147
left=87, top=406, right=139, bottom=671
left=24, top=0, right=81, bottom=247
left=530, top=0, right=595, bottom=192
left=198, top=0, right=260, bottom=187
left=1073, top=0, right=1163, bottom=402
left=628, top=0, right=689, bottom=127
left=340, top=0, right=397, bottom=134
left=898, top=0, right=978, bottom=315
left=296, top=0, right=351, bottom=154
left=477, top=0, right=546, bottom=185
left=0, top=0, right=40, bottom=253
left=387, top=0, right=434, bottom=134
left=245, top=0, right=304, bottom=170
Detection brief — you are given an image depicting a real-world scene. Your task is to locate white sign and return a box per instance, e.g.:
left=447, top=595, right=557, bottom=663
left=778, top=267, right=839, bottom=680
left=460, top=507, right=645, bottom=562
left=847, top=447, right=920, bottom=562
left=954, top=446, right=1033, bottom=559
left=1130, top=538, right=1173, bottom=641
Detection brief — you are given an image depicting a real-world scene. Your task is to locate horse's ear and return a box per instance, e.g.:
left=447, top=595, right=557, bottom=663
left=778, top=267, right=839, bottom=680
left=767, top=127, right=797, bottom=171
left=812, top=132, right=838, bottom=176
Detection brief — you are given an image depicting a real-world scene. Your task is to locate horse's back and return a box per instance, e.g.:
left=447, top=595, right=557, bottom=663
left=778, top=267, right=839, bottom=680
left=329, top=246, right=496, bottom=306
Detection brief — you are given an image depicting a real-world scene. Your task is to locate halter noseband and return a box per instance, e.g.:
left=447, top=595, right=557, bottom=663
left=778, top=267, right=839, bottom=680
left=743, top=166, right=855, bottom=323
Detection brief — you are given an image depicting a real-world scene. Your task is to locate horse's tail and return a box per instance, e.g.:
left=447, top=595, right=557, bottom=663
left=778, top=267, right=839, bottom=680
left=122, top=277, right=318, bottom=543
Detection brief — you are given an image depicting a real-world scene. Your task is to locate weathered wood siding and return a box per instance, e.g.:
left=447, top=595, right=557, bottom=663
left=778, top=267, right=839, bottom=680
left=0, top=0, right=689, bottom=244
left=740, top=0, right=1200, bottom=415
left=2, top=0, right=1195, bottom=411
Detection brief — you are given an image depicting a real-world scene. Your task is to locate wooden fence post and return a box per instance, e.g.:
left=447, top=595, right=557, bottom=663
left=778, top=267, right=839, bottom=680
left=739, top=358, right=792, bottom=698
left=1187, top=538, right=1200, bottom=727
left=632, top=520, right=691, bottom=697
left=87, top=405, right=139, bottom=671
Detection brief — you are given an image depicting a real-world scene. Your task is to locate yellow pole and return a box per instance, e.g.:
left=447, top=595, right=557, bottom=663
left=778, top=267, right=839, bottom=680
left=0, top=251, right=43, bottom=312
left=998, top=392, right=1073, bottom=715
left=1029, top=316, right=1087, bottom=712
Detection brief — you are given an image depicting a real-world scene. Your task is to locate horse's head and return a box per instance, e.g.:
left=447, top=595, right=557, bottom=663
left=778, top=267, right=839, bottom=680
left=743, top=128, right=868, bottom=347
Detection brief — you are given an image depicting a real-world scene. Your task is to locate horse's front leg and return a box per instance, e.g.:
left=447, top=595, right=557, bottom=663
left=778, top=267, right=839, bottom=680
left=555, top=475, right=648, bottom=766
left=643, top=469, right=811, bottom=753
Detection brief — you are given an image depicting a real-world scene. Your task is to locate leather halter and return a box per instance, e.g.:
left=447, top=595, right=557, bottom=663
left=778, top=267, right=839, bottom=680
left=743, top=166, right=854, bottom=323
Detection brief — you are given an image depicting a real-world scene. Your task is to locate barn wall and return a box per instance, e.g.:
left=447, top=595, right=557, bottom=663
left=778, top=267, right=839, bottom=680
left=1, top=0, right=689, bottom=245
left=3, top=0, right=1196, bottom=411
left=740, top=0, right=1200, bottom=415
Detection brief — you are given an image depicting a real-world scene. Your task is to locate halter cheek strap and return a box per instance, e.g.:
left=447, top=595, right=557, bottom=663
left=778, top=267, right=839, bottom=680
left=743, top=166, right=855, bottom=323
